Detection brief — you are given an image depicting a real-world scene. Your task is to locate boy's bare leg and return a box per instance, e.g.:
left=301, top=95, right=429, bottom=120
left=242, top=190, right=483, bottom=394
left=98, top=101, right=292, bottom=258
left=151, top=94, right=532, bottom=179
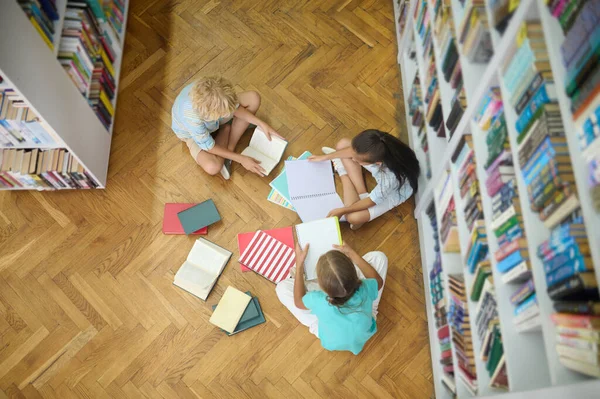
left=193, top=124, right=231, bottom=175
left=228, top=91, right=261, bottom=152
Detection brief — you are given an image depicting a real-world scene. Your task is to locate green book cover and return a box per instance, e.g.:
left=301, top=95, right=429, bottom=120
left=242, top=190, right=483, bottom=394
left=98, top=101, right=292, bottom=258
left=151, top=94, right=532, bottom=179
left=486, top=327, right=504, bottom=375
left=470, top=269, right=491, bottom=302
left=212, top=293, right=266, bottom=336
left=494, top=215, right=520, bottom=237
left=177, top=199, right=221, bottom=234
left=517, top=105, right=545, bottom=144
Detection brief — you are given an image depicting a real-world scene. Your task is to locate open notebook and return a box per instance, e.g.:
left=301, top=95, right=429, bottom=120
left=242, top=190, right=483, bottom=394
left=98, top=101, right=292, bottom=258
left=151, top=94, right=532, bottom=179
left=241, top=127, right=287, bottom=175
left=285, top=159, right=344, bottom=222
left=295, top=217, right=343, bottom=280
left=173, top=238, right=232, bottom=300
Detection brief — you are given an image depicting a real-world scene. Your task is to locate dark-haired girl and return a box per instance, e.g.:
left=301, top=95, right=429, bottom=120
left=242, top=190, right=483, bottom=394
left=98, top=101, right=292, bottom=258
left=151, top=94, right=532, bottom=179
left=276, top=243, right=387, bottom=355
left=309, top=129, right=420, bottom=229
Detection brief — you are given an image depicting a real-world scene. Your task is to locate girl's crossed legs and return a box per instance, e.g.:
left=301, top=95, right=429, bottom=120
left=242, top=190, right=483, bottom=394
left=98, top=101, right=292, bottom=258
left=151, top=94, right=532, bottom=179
left=335, top=138, right=371, bottom=229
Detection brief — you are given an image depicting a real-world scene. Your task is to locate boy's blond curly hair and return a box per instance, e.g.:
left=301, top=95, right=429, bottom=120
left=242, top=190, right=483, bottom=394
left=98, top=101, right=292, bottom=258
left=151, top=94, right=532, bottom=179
left=190, top=76, right=238, bottom=121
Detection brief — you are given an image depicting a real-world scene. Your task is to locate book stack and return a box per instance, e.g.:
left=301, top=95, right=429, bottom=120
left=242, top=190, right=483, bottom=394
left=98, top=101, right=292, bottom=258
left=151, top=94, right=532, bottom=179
left=448, top=274, right=478, bottom=395
left=0, top=148, right=98, bottom=189
left=539, top=219, right=599, bottom=377
left=438, top=172, right=460, bottom=252
left=0, top=85, right=58, bottom=148
left=409, top=74, right=432, bottom=179
left=489, top=0, right=519, bottom=34
left=17, top=0, right=59, bottom=51
left=550, top=0, right=600, bottom=118
left=458, top=0, right=493, bottom=63
left=396, top=0, right=409, bottom=38
left=58, top=0, right=125, bottom=130
left=415, top=0, right=446, bottom=137
left=432, top=0, right=466, bottom=137
left=574, top=83, right=600, bottom=214
left=551, top=313, right=600, bottom=378
left=511, top=282, right=540, bottom=332
left=539, top=221, right=596, bottom=303
left=501, top=22, right=553, bottom=118
left=466, top=220, right=488, bottom=274
left=476, top=278, right=509, bottom=389
left=475, top=88, right=503, bottom=131
left=453, top=135, right=485, bottom=231
left=426, top=202, right=456, bottom=393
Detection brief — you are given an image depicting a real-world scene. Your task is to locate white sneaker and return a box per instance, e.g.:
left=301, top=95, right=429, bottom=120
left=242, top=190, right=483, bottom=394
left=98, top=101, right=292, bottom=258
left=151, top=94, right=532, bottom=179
left=220, top=160, right=232, bottom=180
left=321, top=147, right=347, bottom=176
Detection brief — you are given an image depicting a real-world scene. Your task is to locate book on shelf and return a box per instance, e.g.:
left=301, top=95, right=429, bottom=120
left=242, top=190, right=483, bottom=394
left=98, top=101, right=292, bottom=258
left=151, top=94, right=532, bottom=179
left=554, top=301, right=600, bottom=316
left=173, top=238, right=232, bottom=301
left=17, top=0, right=59, bottom=50
left=556, top=332, right=600, bottom=352
left=510, top=278, right=535, bottom=305
left=547, top=272, right=598, bottom=301
left=458, top=2, right=493, bottom=63
left=58, top=0, right=126, bottom=130
left=0, top=148, right=98, bottom=189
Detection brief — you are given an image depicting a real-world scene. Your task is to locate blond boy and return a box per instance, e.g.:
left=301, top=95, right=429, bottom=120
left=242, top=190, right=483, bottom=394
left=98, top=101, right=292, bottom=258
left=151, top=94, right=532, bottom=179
left=171, top=76, right=280, bottom=179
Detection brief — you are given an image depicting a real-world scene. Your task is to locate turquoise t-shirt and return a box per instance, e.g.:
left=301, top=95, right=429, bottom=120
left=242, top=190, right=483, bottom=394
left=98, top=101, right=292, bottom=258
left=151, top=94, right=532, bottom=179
left=302, top=279, right=379, bottom=355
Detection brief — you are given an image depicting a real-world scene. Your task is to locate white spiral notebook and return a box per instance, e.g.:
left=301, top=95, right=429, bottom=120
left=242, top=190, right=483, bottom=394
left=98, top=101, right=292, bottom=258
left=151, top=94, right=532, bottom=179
left=285, top=159, right=344, bottom=222
left=295, top=217, right=343, bottom=280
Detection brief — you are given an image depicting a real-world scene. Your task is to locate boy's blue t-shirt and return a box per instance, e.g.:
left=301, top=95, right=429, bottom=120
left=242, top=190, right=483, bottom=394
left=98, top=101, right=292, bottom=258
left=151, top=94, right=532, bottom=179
left=302, top=279, right=379, bottom=355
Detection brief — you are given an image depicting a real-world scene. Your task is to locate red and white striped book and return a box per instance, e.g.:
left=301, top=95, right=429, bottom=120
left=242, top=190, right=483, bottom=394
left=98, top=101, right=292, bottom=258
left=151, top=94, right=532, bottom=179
left=238, top=230, right=295, bottom=283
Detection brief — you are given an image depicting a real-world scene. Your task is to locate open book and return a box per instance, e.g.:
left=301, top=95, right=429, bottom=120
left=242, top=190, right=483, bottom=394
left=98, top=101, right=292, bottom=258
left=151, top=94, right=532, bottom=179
left=295, top=217, right=343, bottom=280
left=241, top=127, right=287, bottom=175
left=285, top=159, right=344, bottom=222
left=173, top=238, right=232, bottom=300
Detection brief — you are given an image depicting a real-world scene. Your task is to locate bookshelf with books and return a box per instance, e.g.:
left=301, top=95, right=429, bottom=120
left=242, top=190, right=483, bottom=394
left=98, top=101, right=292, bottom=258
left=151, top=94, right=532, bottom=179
left=0, top=0, right=130, bottom=190
left=396, top=0, right=600, bottom=397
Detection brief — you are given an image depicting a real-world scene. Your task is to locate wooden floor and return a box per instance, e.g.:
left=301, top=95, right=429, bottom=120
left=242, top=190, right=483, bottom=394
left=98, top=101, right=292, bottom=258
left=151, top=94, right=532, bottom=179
left=0, top=1, right=433, bottom=398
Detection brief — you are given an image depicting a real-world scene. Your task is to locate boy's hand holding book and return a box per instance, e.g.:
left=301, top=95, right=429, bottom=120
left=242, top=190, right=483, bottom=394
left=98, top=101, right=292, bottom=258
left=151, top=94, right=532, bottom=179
left=240, top=156, right=266, bottom=176
left=259, top=123, right=283, bottom=141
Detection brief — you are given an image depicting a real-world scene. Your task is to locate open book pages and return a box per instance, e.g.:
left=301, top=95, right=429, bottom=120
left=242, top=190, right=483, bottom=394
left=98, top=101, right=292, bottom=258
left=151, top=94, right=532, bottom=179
left=241, top=127, right=287, bottom=175
left=173, top=238, right=232, bottom=300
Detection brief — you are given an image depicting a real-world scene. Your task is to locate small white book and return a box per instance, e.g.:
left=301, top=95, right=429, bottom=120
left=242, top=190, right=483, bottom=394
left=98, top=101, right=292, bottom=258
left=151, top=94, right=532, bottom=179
left=173, top=238, right=232, bottom=301
left=241, top=127, right=288, bottom=175
left=209, top=286, right=252, bottom=333
left=295, top=217, right=343, bottom=281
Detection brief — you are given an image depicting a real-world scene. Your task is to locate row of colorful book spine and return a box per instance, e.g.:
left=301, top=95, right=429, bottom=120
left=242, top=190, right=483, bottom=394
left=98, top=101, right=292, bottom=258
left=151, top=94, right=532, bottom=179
left=499, top=17, right=599, bottom=378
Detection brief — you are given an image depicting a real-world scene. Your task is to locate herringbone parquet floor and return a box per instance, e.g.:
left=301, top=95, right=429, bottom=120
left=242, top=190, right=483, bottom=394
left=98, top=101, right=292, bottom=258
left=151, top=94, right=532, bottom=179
left=0, top=1, right=434, bottom=398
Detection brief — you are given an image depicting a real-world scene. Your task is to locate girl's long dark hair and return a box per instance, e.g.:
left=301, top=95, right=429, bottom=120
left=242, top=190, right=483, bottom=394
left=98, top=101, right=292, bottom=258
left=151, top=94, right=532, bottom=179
left=352, top=129, right=420, bottom=195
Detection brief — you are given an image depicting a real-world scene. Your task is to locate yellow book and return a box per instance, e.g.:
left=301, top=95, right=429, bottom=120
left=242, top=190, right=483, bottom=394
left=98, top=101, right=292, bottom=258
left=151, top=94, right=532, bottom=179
left=29, top=17, right=53, bottom=50
left=99, top=90, right=114, bottom=116
left=100, top=49, right=115, bottom=77
left=209, top=287, right=252, bottom=333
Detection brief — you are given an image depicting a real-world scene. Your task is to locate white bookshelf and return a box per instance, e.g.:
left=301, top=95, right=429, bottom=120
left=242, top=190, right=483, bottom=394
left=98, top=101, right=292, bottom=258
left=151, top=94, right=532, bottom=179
left=392, top=0, right=600, bottom=397
left=0, top=0, right=130, bottom=189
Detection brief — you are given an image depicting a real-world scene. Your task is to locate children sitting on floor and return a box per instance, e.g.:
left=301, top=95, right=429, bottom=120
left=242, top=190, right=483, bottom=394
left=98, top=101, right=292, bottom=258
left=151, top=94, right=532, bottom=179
left=171, top=76, right=282, bottom=179
left=309, top=129, right=420, bottom=229
left=276, top=242, right=387, bottom=355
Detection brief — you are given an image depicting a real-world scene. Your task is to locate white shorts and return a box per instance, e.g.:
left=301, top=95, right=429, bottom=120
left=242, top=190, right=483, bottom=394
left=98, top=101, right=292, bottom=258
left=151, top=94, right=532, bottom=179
left=359, top=193, right=401, bottom=221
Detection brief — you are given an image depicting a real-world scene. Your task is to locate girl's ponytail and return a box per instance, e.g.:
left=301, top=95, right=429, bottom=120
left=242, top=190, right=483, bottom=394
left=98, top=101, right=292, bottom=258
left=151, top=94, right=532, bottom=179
left=352, top=129, right=420, bottom=195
